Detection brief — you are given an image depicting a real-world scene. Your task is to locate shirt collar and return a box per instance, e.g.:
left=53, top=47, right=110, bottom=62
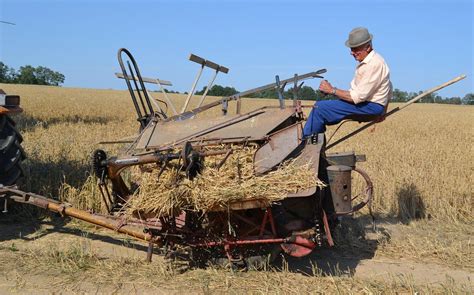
left=361, top=50, right=375, bottom=64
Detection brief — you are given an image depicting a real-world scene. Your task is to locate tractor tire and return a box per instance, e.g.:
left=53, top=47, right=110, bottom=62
left=0, top=114, right=26, bottom=186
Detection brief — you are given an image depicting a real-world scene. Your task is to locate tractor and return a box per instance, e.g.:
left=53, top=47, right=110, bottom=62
left=0, top=89, right=25, bottom=190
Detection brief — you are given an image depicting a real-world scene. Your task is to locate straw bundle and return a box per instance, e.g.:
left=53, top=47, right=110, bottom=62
left=126, top=146, right=324, bottom=218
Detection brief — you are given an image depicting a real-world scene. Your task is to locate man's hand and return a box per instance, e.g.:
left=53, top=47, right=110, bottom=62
left=319, top=80, right=334, bottom=94
left=319, top=81, right=354, bottom=103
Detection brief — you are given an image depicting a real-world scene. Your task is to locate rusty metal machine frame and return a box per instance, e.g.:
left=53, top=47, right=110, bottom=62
left=12, top=49, right=372, bottom=264
left=0, top=49, right=377, bottom=264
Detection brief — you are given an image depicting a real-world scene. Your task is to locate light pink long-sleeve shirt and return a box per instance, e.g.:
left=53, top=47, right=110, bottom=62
left=349, top=50, right=392, bottom=106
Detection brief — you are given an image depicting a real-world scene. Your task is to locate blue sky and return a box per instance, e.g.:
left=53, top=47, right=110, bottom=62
left=1, top=0, right=472, bottom=97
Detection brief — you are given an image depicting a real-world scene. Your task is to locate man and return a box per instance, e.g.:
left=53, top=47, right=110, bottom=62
left=303, top=27, right=392, bottom=137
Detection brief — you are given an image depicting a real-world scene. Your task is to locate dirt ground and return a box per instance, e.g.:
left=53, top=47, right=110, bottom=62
left=0, top=216, right=472, bottom=294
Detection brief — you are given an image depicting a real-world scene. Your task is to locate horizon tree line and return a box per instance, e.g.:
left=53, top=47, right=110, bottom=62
left=1, top=62, right=472, bottom=105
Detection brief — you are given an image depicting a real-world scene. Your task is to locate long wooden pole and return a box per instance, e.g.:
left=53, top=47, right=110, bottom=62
left=326, top=74, right=466, bottom=150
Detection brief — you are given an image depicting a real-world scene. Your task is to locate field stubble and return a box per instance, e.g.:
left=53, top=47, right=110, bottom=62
left=0, top=220, right=470, bottom=294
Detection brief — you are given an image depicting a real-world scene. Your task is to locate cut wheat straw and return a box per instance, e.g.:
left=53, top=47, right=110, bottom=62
left=125, top=146, right=324, bottom=217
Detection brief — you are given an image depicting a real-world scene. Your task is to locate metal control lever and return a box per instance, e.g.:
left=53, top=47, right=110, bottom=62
left=182, top=54, right=229, bottom=114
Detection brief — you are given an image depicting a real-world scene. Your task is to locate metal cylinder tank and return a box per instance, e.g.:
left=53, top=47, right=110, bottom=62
left=327, top=165, right=352, bottom=214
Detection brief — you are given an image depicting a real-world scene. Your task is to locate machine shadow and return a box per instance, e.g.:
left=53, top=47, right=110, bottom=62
left=1, top=157, right=94, bottom=243
left=0, top=217, right=46, bottom=242
left=21, top=157, right=93, bottom=198
left=395, top=182, right=426, bottom=224
left=270, top=216, right=385, bottom=277
left=1, top=213, right=391, bottom=274
left=0, top=217, right=149, bottom=253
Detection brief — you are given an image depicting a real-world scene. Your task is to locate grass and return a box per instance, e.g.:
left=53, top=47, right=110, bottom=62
left=331, top=103, right=473, bottom=223
left=1, top=238, right=470, bottom=294
left=375, top=219, right=473, bottom=271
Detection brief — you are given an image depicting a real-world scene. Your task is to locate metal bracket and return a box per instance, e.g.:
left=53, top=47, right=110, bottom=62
left=292, top=73, right=305, bottom=106
left=355, top=154, right=367, bottom=162
left=116, top=72, right=177, bottom=116
left=115, top=72, right=172, bottom=86
left=275, top=75, right=287, bottom=109
left=235, top=95, right=241, bottom=114
left=2, top=198, right=7, bottom=213
left=222, top=99, right=228, bottom=115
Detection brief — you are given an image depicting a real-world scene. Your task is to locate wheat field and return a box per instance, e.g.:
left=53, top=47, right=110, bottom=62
left=2, top=83, right=472, bottom=223
left=0, top=83, right=472, bottom=293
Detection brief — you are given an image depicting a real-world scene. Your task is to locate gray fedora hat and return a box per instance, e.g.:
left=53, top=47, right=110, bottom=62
left=345, top=27, right=373, bottom=48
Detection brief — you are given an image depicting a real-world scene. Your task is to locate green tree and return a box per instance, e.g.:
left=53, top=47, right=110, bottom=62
left=196, top=85, right=238, bottom=96
left=445, top=97, right=462, bottom=105
left=164, top=89, right=180, bottom=94
left=286, top=86, right=316, bottom=101
left=15, top=65, right=38, bottom=84
left=462, top=93, right=474, bottom=105
left=420, top=92, right=435, bottom=103
left=244, top=88, right=277, bottom=99
left=392, top=88, right=408, bottom=102
left=245, top=86, right=331, bottom=101
left=34, top=66, right=65, bottom=86
left=13, top=65, right=65, bottom=86
left=0, top=62, right=16, bottom=83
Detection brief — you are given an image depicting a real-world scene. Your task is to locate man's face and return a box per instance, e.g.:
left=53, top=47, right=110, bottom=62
left=350, top=43, right=371, bottom=62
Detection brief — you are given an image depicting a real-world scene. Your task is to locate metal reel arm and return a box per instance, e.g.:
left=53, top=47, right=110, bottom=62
left=350, top=167, right=374, bottom=213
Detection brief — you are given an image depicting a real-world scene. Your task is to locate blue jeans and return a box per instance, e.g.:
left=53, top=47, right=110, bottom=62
left=303, top=99, right=384, bottom=136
